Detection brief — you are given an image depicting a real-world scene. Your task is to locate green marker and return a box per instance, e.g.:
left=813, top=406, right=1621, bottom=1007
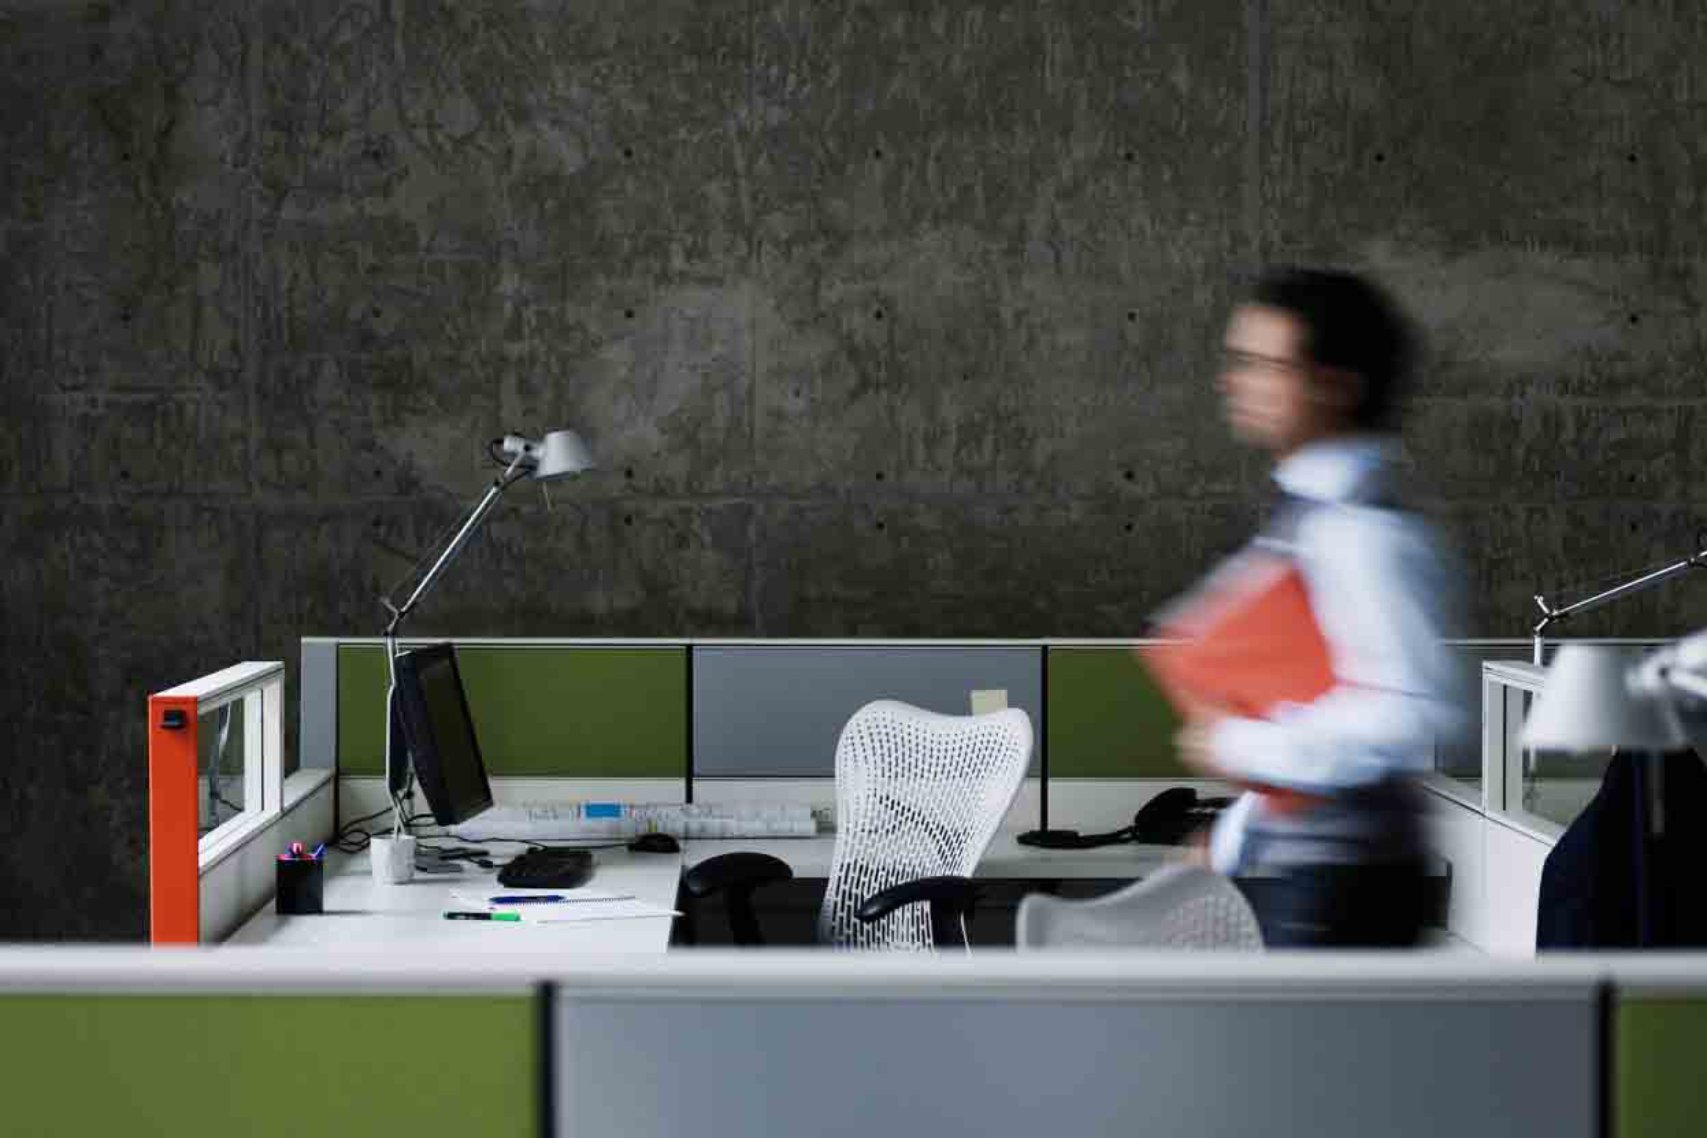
left=443, top=910, right=521, bottom=921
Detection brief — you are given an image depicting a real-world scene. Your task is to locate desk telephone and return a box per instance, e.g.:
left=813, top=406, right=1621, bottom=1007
left=1017, top=787, right=1233, bottom=849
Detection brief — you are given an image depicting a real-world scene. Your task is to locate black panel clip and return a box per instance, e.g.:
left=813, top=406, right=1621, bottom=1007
left=160, top=709, right=188, bottom=730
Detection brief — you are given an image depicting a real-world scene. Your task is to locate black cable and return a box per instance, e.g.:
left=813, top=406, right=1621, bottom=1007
left=486, top=437, right=509, bottom=468
left=328, top=802, right=413, bottom=853
left=414, top=834, right=629, bottom=851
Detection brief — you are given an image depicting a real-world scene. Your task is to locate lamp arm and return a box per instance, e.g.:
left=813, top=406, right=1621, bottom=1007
left=1532, top=543, right=1707, bottom=664
left=382, top=465, right=528, bottom=638
left=377, top=461, right=528, bottom=833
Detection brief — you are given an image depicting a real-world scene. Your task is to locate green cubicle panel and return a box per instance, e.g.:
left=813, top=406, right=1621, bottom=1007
left=338, top=644, right=686, bottom=777
left=1616, top=996, right=1707, bottom=1138
left=0, top=994, right=536, bottom=1138
left=1046, top=647, right=1187, bottom=778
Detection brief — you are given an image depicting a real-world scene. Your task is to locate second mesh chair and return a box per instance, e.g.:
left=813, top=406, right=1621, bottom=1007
left=684, top=699, right=1033, bottom=951
left=1015, top=863, right=1264, bottom=951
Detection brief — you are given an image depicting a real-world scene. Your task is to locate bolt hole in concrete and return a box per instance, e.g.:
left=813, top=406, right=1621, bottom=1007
left=1123, top=469, right=1135, bottom=482
left=873, top=308, right=885, bottom=320
left=1123, top=150, right=1136, bottom=162
left=872, top=148, right=883, bottom=159
left=1628, top=152, right=1638, bottom=164
left=1628, top=313, right=1641, bottom=325
left=624, top=467, right=635, bottom=480
left=875, top=520, right=886, bottom=532
left=625, top=309, right=635, bottom=319
left=1124, top=522, right=1134, bottom=534
left=624, top=515, right=634, bottom=526
left=875, top=471, right=885, bottom=482
left=623, top=147, right=634, bottom=159
left=1374, top=151, right=1387, bottom=163
left=1127, top=310, right=1137, bottom=322
left=120, top=469, right=130, bottom=481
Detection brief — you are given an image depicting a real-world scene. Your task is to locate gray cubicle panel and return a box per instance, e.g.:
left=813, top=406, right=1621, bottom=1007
left=692, top=645, right=1044, bottom=777
left=554, top=987, right=1597, bottom=1138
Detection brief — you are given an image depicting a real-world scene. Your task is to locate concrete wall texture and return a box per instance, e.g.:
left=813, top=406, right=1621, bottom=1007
left=1, top=1, right=1704, bottom=937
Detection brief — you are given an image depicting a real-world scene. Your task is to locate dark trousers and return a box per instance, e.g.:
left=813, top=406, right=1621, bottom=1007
left=1243, top=863, right=1428, bottom=948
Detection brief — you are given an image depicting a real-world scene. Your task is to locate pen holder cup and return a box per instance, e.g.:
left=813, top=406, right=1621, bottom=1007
left=275, top=856, right=324, bottom=915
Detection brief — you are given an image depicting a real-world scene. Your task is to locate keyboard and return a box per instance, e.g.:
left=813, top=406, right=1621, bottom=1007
left=449, top=801, right=819, bottom=841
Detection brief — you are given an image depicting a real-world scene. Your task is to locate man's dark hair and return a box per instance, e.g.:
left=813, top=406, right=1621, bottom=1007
left=1249, top=267, right=1415, bottom=431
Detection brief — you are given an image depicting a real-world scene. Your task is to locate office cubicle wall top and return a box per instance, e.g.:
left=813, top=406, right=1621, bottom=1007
left=12, top=945, right=1696, bottom=996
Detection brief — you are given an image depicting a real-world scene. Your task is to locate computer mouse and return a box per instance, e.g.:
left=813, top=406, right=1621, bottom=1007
left=628, top=832, right=680, bottom=854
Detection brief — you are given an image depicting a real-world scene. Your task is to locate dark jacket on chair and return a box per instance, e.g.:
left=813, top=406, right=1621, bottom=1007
left=1536, top=749, right=1707, bottom=949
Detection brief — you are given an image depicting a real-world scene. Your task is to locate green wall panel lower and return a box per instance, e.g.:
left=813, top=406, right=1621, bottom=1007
left=1047, top=647, right=1186, bottom=778
left=338, top=644, right=686, bottom=777
left=0, top=994, right=536, bottom=1138
left=1617, top=997, right=1707, bottom=1138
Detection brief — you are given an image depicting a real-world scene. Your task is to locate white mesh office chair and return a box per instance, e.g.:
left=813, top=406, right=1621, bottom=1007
left=1015, top=863, right=1264, bottom=951
left=685, top=700, right=1034, bottom=951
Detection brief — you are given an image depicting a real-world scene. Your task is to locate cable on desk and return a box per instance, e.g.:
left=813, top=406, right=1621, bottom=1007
left=330, top=806, right=434, bottom=853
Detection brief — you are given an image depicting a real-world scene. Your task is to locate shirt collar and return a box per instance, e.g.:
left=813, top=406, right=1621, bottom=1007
left=1273, top=435, right=1396, bottom=504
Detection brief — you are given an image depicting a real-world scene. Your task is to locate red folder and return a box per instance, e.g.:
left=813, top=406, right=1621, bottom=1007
left=1142, top=551, right=1336, bottom=719
left=1142, top=553, right=1338, bottom=811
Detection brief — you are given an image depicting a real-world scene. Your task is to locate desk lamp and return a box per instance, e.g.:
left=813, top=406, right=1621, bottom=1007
left=379, top=429, right=595, bottom=830
left=1522, top=637, right=1707, bottom=945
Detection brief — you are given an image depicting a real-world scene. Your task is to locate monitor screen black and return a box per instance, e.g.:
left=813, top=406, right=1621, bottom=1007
left=392, top=643, right=494, bottom=826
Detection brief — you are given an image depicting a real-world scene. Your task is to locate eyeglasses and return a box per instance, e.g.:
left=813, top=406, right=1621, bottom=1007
left=1220, top=349, right=1310, bottom=375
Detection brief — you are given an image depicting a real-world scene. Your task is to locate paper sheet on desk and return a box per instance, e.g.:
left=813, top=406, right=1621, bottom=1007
left=521, top=899, right=680, bottom=924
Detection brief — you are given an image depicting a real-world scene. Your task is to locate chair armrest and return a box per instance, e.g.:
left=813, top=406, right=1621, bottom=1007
left=682, top=852, right=793, bottom=899
left=856, top=875, right=980, bottom=948
left=682, top=852, right=794, bottom=947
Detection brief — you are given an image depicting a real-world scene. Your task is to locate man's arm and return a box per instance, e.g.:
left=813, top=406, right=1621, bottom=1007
left=1203, top=506, right=1469, bottom=794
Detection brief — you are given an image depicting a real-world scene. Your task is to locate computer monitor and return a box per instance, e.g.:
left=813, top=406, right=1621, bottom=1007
left=391, top=643, right=494, bottom=826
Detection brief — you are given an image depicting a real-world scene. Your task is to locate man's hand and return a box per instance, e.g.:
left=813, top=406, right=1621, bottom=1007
left=1174, top=719, right=1223, bottom=777
left=1173, top=695, right=1235, bottom=778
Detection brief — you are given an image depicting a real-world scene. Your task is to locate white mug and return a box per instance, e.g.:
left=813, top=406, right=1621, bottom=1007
left=370, top=833, right=417, bottom=885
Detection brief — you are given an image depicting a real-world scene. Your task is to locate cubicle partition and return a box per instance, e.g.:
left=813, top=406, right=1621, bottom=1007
left=305, top=637, right=1216, bottom=833
left=8, top=950, right=1707, bottom=1138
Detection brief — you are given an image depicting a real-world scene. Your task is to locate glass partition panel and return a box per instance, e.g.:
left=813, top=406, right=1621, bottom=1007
left=196, top=688, right=265, bottom=844
left=1435, top=641, right=1530, bottom=796
left=197, top=700, right=244, bottom=835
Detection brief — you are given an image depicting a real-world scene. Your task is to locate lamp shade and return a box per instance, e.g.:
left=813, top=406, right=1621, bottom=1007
left=1521, top=644, right=1686, bottom=752
left=533, top=429, right=595, bottom=482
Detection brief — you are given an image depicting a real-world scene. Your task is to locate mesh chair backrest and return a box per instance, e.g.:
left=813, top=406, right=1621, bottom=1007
left=819, top=700, right=1033, bottom=950
left=1015, top=863, right=1264, bottom=951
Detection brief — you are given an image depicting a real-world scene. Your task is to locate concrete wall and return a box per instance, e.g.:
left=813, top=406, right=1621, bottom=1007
left=2, top=0, right=1704, bottom=938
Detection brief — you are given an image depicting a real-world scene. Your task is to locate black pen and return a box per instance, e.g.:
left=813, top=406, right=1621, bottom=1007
left=443, top=910, right=521, bottom=922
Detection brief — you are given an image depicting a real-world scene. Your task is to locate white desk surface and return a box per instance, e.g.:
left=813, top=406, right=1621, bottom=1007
left=228, top=843, right=683, bottom=953
left=228, top=833, right=1171, bottom=950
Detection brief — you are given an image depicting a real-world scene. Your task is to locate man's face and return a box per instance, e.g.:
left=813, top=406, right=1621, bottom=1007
left=1217, top=304, right=1350, bottom=455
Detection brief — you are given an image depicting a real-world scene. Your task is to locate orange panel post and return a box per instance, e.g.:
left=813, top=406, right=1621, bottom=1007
left=148, top=694, right=200, bottom=944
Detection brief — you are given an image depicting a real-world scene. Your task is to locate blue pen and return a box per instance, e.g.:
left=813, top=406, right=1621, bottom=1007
left=488, top=894, right=569, bottom=905
left=311, top=843, right=326, bottom=860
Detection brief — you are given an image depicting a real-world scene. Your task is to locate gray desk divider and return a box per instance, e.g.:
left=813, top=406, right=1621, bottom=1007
left=554, top=987, right=1597, bottom=1138
left=692, top=645, right=1044, bottom=777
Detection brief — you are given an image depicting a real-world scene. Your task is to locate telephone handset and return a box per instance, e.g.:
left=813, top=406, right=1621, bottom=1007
left=1016, top=787, right=1233, bottom=850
